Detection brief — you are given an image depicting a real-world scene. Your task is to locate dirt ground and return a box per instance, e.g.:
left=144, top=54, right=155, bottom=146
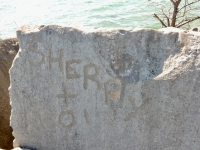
left=0, top=38, right=19, bottom=149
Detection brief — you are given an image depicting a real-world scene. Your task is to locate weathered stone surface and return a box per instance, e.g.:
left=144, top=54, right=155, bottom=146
left=11, top=147, right=30, bottom=150
left=0, top=38, right=18, bottom=149
left=10, top=25, right=200, bottom=150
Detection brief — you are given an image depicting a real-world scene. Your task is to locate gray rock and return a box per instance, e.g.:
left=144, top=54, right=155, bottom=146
left=192, top=27, right=198, bottom=31
left=190, top=27, right=200, bottom=32
left=10, top=25, right=200, bottom=150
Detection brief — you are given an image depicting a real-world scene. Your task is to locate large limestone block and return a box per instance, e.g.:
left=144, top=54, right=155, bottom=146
left=0, top=38, right=18, bottom=149
left=10, top=25, right=200, bottom=150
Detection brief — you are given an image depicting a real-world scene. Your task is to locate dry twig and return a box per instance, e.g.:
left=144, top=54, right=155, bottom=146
left=150, top=0, right=200, bottom=28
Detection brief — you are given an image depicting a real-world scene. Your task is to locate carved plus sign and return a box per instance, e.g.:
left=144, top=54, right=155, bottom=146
left=56, top=84, right=76, bottom=105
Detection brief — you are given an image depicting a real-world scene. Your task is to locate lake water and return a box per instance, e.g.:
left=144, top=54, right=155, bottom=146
left=0, top=0, right=199, bottom=38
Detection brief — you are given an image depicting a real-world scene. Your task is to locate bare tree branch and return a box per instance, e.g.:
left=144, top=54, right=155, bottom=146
left=153, top=13, right=167, bottom=27
left=171, top=0, right=181, bottom=26
left=162, top=9, right=170, bottom=26
left=179, top=0, right=200, bottom=11
left=177, top=16, right=200, bottom=27
left=177, top=7, right=199, bottom=19
left=149, top=0, right=200, bottom=28
left=170, top=0, right=176, bottom=5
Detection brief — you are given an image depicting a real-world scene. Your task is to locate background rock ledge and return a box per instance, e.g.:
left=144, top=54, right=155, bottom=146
left=10, top=25, right=200, bottom=150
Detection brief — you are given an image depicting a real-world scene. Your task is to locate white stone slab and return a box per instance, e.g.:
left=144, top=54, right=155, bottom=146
left=10, top=25, right=200, bottom=150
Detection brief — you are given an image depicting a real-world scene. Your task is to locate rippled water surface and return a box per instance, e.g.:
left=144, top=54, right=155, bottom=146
left=0, top=0, right=199, bottom=38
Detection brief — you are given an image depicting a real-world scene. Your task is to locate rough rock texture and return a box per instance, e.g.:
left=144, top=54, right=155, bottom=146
left=11, top=147, right=30, bottom=150
left=10, top=25, right=200, bottom=150
left=0, top=38, right=18, bottom=149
